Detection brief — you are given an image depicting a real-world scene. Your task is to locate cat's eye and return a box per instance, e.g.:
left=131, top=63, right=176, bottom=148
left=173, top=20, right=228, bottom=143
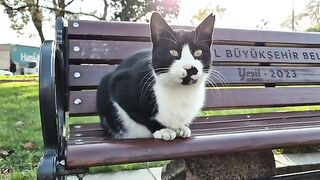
left=170, top=49, right=179, bottom=57
left=194, top=49, right=202, bottom=57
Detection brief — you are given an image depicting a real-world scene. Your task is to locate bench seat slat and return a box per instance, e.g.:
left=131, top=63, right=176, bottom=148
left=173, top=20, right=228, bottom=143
left=68, top=87, right=320, bottom=116
left=68, top=111, right=320, bottom=140
left=69, top=111, right=320, bottom=133
left=69, top=40, right=320, bottom=64
left=66, top=125, right=320, bottom=169
left=69, top=65, right=320, bottom=88
left=68, top=20, right=320, bottom=45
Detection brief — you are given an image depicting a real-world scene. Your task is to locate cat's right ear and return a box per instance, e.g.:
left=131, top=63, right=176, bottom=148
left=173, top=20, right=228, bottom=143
left=150, top=12, right=174, bottom=43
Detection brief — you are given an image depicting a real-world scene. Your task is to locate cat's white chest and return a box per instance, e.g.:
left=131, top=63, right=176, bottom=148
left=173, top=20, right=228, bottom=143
left=153, top=82, right=205, bottom=129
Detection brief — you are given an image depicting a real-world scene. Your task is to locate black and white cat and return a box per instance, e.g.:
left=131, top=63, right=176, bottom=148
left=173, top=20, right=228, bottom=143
left=96, top=12, right=215, bottom=140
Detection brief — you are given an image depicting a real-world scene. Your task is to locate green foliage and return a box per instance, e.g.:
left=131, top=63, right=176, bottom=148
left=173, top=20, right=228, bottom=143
left=281, top=0, right=320, bottom=31
left=306, top=24, right=320, bottom=32
left=191, top=5, right=226, bottom=25
left=111, top=0, right=180, bottom=22
left=0, top=0, right=181, bottom=43
left=0, top=0, right=33, bottom=35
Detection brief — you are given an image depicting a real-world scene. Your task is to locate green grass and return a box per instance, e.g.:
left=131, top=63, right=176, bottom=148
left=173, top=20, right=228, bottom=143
left=1, top=75, right=320, bottom=179
left=0, top=76, right=166, bottom=179
left=0, top=79, right=41, bottom=180
left=0, top=75, right=38, bottom=81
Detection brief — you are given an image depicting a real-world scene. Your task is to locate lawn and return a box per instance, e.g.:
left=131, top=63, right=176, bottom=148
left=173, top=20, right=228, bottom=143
left=0, top=79, right=40, bottom=179
left=0, top=76, right=166, bottom=179
left=1, top=75, right=320, bottom=179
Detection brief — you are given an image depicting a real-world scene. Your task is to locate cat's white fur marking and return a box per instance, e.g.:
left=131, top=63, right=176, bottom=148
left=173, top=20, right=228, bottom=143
left=176, top=126, right=191, bottom=137
left=113, top=102, right=152, bottom=138
left=153, top=128, right=176, bottom=140
left=153, top=44, right=207, bottom=139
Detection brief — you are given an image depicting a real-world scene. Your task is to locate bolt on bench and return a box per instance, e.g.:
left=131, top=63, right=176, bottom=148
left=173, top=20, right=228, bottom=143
left=37, top=17, right=320, bottom=179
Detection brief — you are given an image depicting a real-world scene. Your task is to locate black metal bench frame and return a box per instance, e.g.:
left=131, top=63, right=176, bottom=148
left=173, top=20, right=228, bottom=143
left=37, top=17, right=320, bottom=180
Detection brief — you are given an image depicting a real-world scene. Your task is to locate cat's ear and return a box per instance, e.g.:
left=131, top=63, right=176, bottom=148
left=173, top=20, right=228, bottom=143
left=150, top=12, right=174, bottom=43
left=195, top=13, right=215, bottom=45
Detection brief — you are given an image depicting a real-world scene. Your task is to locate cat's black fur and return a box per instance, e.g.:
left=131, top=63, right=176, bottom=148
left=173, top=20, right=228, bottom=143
left=96, top=12, right=215, bottom=138
left=97, top=50, right=164, bottom=137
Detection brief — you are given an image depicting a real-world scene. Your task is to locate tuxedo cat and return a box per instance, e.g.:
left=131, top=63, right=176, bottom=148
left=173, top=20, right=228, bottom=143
left=96, top=12, right=215, bottom=140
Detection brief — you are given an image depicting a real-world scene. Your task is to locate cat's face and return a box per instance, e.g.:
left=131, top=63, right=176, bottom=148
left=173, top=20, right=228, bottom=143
left=150, top=12, right=215, bottom=87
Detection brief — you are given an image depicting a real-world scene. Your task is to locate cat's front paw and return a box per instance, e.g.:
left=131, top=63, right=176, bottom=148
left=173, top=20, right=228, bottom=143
left=175, top=126, right=191, bottom=138
left=153, top=128, right=176, bottom=140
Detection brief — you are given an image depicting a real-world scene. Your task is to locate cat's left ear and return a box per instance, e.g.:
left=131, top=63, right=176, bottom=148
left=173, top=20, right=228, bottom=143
left=150, top=12, right=174, bottom=43
left=195, top=13, right=215, bottom=45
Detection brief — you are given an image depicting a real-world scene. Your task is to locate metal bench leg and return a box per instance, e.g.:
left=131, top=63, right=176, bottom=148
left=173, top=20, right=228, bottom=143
left=37, top=149, right=58, bottom=180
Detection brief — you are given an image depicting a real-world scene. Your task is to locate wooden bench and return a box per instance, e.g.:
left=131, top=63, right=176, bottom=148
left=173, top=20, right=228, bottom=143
left=37, top=17, right=320, bottom=179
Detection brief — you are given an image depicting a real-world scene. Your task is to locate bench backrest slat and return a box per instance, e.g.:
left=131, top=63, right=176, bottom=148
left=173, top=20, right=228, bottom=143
left=68, top=20, right=320, bottom=45
left=69, top=65, right=320, bottom=89
left=68, top=40, right=320, bottom=64
left=64, top=20, right=320, bottom=117
left=69, top=87, right=320, bottom=116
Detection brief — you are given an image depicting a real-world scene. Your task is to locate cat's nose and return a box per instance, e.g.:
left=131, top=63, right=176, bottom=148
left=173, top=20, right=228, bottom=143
left=184, top=66, right=198, bottom=76
left=183, top=65, right=193, bottom=70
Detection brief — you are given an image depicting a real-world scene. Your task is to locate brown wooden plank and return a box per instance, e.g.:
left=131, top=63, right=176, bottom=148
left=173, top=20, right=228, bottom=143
left=69, top=65, right=320, bottom=88
left=68, top=115, right=320, bottom=140
left=69, top=40, right=320, bottom=64
left=66, top=126, right=320, bottom=169
left=68, top=111, right=320, bottom=135
left=69, top=65, right=116, bottom=88
left=68, top=118, right=320, bottom=143
left=68, top=20, right=193, bottom=41
left=68, top=123, right=320, bottom=143
left=68, top=20, right=320, bottom=45
left=68, top=40, right=150, bottom=63
left=68, top=87, right=320, bottom=116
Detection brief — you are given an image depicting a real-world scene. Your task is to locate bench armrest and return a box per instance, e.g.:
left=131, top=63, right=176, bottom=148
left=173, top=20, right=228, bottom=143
left=39, top=41, right=65, bottom=155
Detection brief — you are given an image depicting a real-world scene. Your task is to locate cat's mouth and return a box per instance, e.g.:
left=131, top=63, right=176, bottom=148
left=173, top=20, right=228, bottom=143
left=181, top=77, right=197, bottom=85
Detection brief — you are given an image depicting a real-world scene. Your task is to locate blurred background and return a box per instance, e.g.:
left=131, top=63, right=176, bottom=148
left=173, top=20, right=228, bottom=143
left=0, top=0, right=317, bottom=75
left=1, top=0, right=320, bottom=179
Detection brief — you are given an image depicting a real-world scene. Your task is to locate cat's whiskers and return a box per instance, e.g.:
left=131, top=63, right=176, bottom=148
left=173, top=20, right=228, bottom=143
left=204, top=68, right=229, bottom=86
left=154, top=68, right=170, bottom=75
left=139, top=70, right=154, bottom=87
left=139, top=68, right=169, bottom=103
left=205, top=70, right=230, bottom=107
left=210, top=73, right=227, bottom=87
left=141, top=79, right=156, bottom=104
left=205, top=77, right=222, bottom=106
left=207, top=68, right=229, bottom=104
left=140, top=75, right=155, bottom=103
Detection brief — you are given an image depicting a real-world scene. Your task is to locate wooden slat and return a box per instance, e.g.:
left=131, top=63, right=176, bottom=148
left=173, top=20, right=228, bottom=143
left=69, top=40, right=320, bottom=64
left=68, top=20, right=320, bottom=45
left=68, top=111, right=320, bottom=140
left=68, top=87, right=320, bottom=116
left=66, top=126, right=320, bottom=169
left=68, top=40, right=150, bottom=63
left=68, top=111, right=320, bottom=134
left=69, top=65, right=320, bottom=88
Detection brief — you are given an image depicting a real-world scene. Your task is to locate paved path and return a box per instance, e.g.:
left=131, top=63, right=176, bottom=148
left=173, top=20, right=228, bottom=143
left=68, top=167, right=162, bottom=180
left=68, top=152, right=320, bottom=179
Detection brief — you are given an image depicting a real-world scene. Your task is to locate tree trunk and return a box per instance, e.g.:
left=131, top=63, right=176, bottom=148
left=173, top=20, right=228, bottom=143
left=34, top=22, right=45, bottom=43
left=26, top=0, right=45, bottom=43
left=162, top=150, right=275, bottom=180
